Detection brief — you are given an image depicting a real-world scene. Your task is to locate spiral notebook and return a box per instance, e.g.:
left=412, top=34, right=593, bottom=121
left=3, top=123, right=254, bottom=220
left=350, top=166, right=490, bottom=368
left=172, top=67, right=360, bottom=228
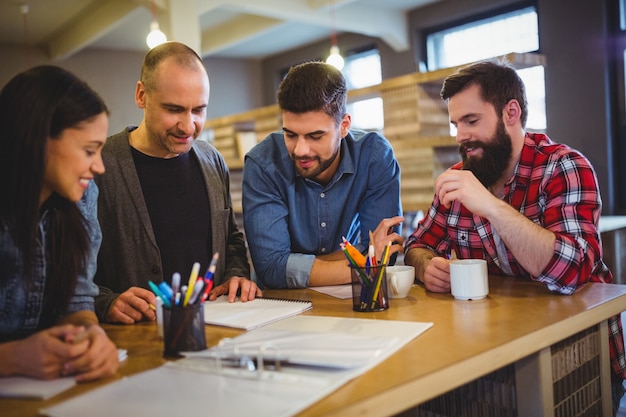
left=203, top=296, right=312, bottom=330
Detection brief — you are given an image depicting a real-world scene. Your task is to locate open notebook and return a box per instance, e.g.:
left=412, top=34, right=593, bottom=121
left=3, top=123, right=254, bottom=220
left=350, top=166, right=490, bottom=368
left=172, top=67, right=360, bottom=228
left=203, top=296, right=312, bottom=330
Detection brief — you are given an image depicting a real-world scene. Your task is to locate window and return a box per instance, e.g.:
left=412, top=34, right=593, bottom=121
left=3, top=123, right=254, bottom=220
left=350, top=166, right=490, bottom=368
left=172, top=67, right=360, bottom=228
left=425, top=5, right=546, bottom=131
left=612, top=0, right=626, bottom=211
left=343, top=49, right=385, bottom=131
left=426, top=7, right=538, bottom=70
left=343, top=49, right=382, bottom=89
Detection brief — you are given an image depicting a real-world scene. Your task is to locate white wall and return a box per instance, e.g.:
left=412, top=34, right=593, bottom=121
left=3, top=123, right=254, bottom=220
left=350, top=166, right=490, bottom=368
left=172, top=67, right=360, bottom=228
left=0, top=43, right=264, bottom=136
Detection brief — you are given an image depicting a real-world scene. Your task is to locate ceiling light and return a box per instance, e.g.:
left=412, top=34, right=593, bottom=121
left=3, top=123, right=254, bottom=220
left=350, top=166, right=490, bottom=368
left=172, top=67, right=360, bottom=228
left=325, top=0, right=344, bottom=70
left=147, top=21, right=166, bottom=48
left=21, top=3, right=31, bottom=67
left=146, top=0, right=166, bottom=49
left=326, top=45, right=344, bottom=70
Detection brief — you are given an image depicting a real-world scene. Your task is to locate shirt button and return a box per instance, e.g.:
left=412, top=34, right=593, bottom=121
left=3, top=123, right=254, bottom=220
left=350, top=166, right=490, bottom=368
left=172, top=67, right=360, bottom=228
left=321, top=222, right=326, bottom=227
left=320, top=193, right=325, bottom=198
left=321, top=248, right=326, bottom=253
left=151, top=266, right=160, bottom=274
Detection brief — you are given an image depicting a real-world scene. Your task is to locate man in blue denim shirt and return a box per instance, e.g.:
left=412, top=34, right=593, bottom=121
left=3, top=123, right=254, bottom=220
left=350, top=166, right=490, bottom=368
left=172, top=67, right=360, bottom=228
left=243, top=62, right=404, bottom=289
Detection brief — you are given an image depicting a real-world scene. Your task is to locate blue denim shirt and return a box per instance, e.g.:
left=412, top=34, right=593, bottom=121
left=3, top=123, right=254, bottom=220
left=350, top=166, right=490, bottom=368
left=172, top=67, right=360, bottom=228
left=242, top=130, right=402, bottom=288
left=0, top=181, right=101, bottom=340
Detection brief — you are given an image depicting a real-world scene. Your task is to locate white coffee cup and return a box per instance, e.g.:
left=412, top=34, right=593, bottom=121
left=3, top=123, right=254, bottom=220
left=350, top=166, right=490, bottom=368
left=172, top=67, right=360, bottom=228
left=386, top=265, right=415, bottom=298
left=449, top=259, right=489, bottom=300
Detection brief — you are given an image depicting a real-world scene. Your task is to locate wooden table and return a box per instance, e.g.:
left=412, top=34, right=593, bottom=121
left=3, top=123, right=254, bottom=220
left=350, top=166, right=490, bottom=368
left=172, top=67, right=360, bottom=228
left=4, top=276, right=626, bottom=417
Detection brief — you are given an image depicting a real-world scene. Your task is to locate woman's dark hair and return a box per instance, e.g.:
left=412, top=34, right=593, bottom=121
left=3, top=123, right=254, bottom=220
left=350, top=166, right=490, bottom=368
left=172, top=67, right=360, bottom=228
left=277, top=61, right=347, bottom=126
left=0, top=65, right=108, bottom=320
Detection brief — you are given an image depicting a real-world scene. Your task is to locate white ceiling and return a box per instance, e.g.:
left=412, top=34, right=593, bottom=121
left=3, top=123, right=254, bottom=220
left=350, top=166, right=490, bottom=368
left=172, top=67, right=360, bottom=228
left=0, top=0, right=440, bottom=61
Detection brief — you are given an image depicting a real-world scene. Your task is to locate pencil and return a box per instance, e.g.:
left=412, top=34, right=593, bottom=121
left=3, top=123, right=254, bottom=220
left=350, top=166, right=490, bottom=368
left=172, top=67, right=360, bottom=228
left=370, top=241, right=392, bottom=309
left=183, top=262, right=201, bottom=307
left=342, top=237, right=367, bottom=266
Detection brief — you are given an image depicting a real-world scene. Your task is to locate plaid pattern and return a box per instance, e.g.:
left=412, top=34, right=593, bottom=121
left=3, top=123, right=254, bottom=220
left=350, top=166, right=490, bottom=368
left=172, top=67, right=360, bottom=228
left=406, top=132, right=626, bottom=378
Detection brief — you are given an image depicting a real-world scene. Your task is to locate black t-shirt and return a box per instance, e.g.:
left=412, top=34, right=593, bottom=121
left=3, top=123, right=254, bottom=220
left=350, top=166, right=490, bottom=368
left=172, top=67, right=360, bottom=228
left=132, top=147, right=212, bottom=283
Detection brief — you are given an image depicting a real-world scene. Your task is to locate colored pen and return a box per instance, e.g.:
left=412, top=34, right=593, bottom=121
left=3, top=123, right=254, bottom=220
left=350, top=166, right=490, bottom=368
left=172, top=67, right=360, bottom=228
left=183, top=262, right=201, bottom=307
left=370, top=241, right=391, bottom=308
left=342, top=237, right=367, bottom=266
left=200, top=278, right=214, bottom=304
left=204, top=252, right=219, bottom=281
left=171, top=272, right=181, bottom=296
left=368, top=230, right=377, bottom=265
left=158, top=281, right=174, bottom=302
left=180, top=285, right=187, bottom=302
left=199, top=252, right=220, bottom=303
left=148, top=280, right=171, bottom=308
left=188, top=279, right=205, bottom=305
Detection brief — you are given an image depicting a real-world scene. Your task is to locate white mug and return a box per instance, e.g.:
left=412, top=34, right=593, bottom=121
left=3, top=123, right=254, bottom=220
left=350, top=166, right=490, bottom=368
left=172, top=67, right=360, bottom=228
left=386, top=265, right=415, bottom=298
left=449, top=259, right=489, bottom=300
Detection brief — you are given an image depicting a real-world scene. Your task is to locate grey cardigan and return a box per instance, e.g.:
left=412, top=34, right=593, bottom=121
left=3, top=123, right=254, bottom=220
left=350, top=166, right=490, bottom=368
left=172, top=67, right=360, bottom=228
left=93, top=127, right=249, bottom=320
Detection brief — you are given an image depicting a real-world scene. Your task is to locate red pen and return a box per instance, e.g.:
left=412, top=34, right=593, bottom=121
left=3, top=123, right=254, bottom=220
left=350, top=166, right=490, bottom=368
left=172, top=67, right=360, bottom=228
left=200, top=252, right=219, bottom=303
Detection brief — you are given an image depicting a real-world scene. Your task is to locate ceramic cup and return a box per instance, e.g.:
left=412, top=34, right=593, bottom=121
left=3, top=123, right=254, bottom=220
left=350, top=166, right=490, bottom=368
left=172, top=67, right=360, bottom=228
left=449, top=259, right=489, bottom=300
left=386, top=265, right=415, bottom=298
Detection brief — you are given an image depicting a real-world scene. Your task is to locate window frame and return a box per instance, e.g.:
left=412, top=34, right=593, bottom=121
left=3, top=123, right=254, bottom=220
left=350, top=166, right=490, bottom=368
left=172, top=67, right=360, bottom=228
left=421, top=1, right=539, bottom=72
left=609, top=0, right=626, bottom=212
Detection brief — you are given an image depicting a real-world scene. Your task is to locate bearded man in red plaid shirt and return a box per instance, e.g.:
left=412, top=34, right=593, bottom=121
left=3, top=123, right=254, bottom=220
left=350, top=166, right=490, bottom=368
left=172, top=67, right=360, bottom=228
left=404, top=59, right=626, bottom=415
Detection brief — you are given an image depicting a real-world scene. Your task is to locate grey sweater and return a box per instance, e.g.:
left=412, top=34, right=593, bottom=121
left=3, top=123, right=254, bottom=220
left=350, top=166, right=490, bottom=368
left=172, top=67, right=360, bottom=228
left=93, top=127, right=249, bottom=321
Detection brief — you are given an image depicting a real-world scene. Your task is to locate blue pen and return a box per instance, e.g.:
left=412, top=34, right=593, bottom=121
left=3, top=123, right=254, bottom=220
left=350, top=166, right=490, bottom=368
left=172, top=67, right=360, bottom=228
left=204, top=252, right=220, bottom=281
left=149, top=281, right=171, bottom=308
left=158, top=281, right=174, bottom=301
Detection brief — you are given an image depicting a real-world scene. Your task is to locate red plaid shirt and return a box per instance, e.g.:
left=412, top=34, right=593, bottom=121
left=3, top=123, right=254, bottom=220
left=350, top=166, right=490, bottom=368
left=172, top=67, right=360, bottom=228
left=406, top=132, right=626, bottom=378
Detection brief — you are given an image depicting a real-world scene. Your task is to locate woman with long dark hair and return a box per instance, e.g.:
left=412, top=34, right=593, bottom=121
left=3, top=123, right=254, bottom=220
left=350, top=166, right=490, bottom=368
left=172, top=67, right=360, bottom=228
left=0, top=66, right=118, bottom=381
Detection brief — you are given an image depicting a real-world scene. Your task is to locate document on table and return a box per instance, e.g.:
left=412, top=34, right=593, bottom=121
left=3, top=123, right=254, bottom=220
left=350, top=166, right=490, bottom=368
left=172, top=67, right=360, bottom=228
left=41, top=316, right=433, bottom=417
left=0, top=377, right=76, bottom=400
left=309, top=284, right=352, bottom=299
left=0, top=349, right=127, bottom=400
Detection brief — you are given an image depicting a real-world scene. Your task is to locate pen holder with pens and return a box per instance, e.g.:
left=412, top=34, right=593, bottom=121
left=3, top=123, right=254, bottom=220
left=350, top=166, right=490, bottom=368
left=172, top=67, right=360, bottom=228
left=350, top=264, right=389, bottom=312
left=162, top=302, right=206, bottom=357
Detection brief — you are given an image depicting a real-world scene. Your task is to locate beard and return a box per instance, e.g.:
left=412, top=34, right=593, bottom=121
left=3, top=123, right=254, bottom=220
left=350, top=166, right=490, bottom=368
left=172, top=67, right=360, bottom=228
left=293, top=147, right=340, bottom=180
left=292, top=131, right=342, bottom=181
left=460, top=120, right=513, bottom=188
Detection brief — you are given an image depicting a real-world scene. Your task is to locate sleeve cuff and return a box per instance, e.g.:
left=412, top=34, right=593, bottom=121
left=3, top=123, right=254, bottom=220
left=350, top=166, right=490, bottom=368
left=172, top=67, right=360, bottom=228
left=286, top=254, right=316, bottom=288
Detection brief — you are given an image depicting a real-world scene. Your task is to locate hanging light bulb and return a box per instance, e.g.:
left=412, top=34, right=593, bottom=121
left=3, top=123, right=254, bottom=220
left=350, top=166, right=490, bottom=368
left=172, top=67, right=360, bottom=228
left=146, top=21, right=167, bottom=48
left=326, top=45, right=344, bottom=70
left=146, top=0, right=166, bottom=49
left=21, top=3, right=31, bottom=68
left=325, top=0, right=344, bottom=70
